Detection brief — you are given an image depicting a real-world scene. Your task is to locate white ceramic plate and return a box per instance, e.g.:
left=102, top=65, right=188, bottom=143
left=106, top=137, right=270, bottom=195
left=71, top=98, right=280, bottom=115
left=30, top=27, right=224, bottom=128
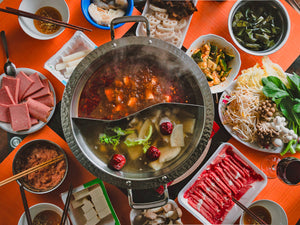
left=44, top=31, right=97, bottom=85
left=60, top=179, right=120, bottom=225
left=0, top=68, right=56, bottom=135
left=186, top=34, right=241, bottom=94
left=178, top=143, right=268, bottom=225
left=218, top=80, right=284, bottom=153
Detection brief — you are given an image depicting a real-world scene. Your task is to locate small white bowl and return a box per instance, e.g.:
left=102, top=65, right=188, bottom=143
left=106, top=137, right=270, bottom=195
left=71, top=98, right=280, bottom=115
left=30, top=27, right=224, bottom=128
left=186, top=34, right=241, bottom=93
left=228, top=0, right=290, bottom=56
left=18, top=0, right=70, bottom=40
left=239, top=199, right=288, bottom=225
left=18, top=203, right=70, bottom=225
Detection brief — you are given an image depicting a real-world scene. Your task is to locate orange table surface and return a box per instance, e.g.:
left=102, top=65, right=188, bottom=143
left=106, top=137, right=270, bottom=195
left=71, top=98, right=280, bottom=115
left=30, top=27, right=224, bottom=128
left=0, top=0, right=300, bottom=225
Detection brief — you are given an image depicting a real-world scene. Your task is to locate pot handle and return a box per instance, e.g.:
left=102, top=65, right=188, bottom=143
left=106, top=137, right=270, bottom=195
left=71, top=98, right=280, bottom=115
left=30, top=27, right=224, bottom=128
left=127, top=184, right=169, bottom=209
left=110, top=16, right=150, bottom=40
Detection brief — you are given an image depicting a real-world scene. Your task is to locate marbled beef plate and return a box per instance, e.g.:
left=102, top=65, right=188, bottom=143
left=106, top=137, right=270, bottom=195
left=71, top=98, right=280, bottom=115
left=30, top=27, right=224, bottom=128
left=178, top=143, right=267, bottom=225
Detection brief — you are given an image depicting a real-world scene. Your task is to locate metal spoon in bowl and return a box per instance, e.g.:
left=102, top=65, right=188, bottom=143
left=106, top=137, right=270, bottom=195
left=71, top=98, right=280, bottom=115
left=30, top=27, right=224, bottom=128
left=1, top=30, right=17, bottom=77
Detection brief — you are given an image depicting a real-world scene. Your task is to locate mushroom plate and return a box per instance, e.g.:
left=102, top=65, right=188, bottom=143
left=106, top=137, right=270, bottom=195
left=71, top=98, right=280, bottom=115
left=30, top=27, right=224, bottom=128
left=218, top=80, right=283, bottom=154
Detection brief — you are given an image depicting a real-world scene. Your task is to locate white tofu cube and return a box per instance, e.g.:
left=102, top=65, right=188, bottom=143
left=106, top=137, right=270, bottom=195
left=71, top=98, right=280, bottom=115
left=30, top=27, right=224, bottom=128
left=84, top=207, right=97, bottom=221
left=72, top=188, right=90, bottom=201
left=84, top=215, right=101, bottom=225
left=71, top=197, right=87, bottom=209
left=81, top=200, right=94, bottom=213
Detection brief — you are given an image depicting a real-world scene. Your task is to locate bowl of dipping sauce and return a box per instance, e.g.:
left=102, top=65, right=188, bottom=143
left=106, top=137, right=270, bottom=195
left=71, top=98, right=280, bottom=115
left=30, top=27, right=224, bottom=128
left=228, top=0, right=290, bottom=56
left=18, top=0, right=70, bottom=40
left=18, top=203, right=70, bottom=225
left=12, top=139, right=68, bottom=194
left=81, top=0, right=134, bottom=30
left=239, top=199, right=288, bottom=225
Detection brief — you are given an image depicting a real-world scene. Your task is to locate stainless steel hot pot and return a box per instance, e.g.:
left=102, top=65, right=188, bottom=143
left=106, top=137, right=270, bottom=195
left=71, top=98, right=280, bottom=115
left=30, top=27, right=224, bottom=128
left=61, top=16, right=214, bottom=208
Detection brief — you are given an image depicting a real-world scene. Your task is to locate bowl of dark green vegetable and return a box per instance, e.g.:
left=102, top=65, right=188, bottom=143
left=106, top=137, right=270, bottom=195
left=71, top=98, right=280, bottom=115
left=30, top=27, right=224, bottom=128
left=228, top=0, right=290, bottom=56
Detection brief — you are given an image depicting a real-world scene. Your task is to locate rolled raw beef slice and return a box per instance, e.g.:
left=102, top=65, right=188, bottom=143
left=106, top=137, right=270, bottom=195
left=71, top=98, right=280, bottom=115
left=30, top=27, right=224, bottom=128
left=33, top=93, right=54, bottom=107
left=26, top=97, right=52, bottom=122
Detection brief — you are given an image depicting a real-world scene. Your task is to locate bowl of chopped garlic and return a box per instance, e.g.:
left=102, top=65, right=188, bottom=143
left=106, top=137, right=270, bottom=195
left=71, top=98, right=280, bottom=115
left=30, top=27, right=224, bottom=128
left=81, top=0, right=134, bottom=30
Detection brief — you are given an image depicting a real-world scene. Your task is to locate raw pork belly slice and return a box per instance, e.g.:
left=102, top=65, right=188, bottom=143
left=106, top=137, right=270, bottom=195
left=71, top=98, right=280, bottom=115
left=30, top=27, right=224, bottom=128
left=22, top=72, right=44, bottom=100
left=27, top=79, right=51, bottom=99
left=0, top=86, right=16, bottom=105
left=26, top=98, right=52, bottom=122
left=1, top=76, right=20, bottom=104
left=0, top=103, right=10, bottom=122
left=34, top=93, right=54, bottom=107
left=9, top=103, right=31, bottom=131
left=17, top=71, right=34, bottom=102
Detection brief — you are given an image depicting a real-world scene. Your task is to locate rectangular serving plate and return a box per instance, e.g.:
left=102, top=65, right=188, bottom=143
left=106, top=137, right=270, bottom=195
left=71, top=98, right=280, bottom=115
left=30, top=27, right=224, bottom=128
left=136, top=0, right=197, bottom=49
left=60, top=178, right=120, bottom=225
left=44, top=31, right=97, bottom=86
left=178, top=142, right=268, bottom=225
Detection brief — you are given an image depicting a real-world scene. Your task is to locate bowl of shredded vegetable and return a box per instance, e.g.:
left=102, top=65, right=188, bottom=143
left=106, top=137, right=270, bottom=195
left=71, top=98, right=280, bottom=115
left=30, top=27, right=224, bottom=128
left=228, top=0, right=290, bottom=56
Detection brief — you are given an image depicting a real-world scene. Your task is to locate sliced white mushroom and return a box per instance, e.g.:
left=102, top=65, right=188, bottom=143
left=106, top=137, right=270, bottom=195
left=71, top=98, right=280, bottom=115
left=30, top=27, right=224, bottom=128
left=174, top=219, right=183, bottom=225
left=176, top=207, right=182, bottom=218
left=149, top=206, right=164, bottom=213
left=162, top=203, right=173, bottom=212
left=165, top=211, right=176, bottom=219
left=144, top=210, right=157, bottom=220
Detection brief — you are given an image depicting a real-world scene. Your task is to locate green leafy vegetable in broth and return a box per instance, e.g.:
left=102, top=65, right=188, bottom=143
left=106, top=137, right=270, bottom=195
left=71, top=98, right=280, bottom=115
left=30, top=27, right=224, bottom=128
left=124, top=125, right=153, bottom=153
left=99, top=127, right=134, bottom=150
left=232, top=4, right=281, bottom=51
left=262, top=73, right=300, bottom=135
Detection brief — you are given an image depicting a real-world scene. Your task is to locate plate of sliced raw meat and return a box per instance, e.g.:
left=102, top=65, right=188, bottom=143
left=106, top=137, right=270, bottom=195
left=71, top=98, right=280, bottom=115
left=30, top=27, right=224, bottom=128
left=0, top=68, right=56, bottom=134
left=178, top=143, right=267, bottom=225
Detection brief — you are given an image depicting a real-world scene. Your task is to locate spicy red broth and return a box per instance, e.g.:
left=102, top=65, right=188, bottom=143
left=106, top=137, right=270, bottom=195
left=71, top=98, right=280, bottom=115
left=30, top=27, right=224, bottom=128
left=78, top=59, right=190, bottom=120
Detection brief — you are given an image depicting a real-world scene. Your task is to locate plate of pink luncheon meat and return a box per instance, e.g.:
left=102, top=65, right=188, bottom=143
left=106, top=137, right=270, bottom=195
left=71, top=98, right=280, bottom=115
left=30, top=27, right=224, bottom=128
left=0, top=68, right=56, bottom=134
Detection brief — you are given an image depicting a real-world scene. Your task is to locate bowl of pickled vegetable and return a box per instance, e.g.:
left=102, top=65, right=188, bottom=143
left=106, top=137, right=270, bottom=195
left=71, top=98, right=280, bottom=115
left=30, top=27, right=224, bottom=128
left=186, top=34, right=241, bottom=93
left=228, top=0, right=290, bottom=56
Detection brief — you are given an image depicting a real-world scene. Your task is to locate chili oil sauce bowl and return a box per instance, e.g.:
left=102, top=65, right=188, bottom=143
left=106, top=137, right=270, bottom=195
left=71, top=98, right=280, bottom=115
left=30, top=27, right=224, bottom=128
left=18, top=203, right=70, bottom=225
left=12, top=139, right=68, bottom=194
left=18, top=0, right=70, bottom=40
left=228, top=0, right=290, bottom=56
left=239, top=199, right=288, bottom=225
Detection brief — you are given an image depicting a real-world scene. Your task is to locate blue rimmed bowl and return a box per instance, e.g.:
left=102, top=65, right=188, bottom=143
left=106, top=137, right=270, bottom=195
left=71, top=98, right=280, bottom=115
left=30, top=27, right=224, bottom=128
left=81, top=0, right=134, bottom=30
